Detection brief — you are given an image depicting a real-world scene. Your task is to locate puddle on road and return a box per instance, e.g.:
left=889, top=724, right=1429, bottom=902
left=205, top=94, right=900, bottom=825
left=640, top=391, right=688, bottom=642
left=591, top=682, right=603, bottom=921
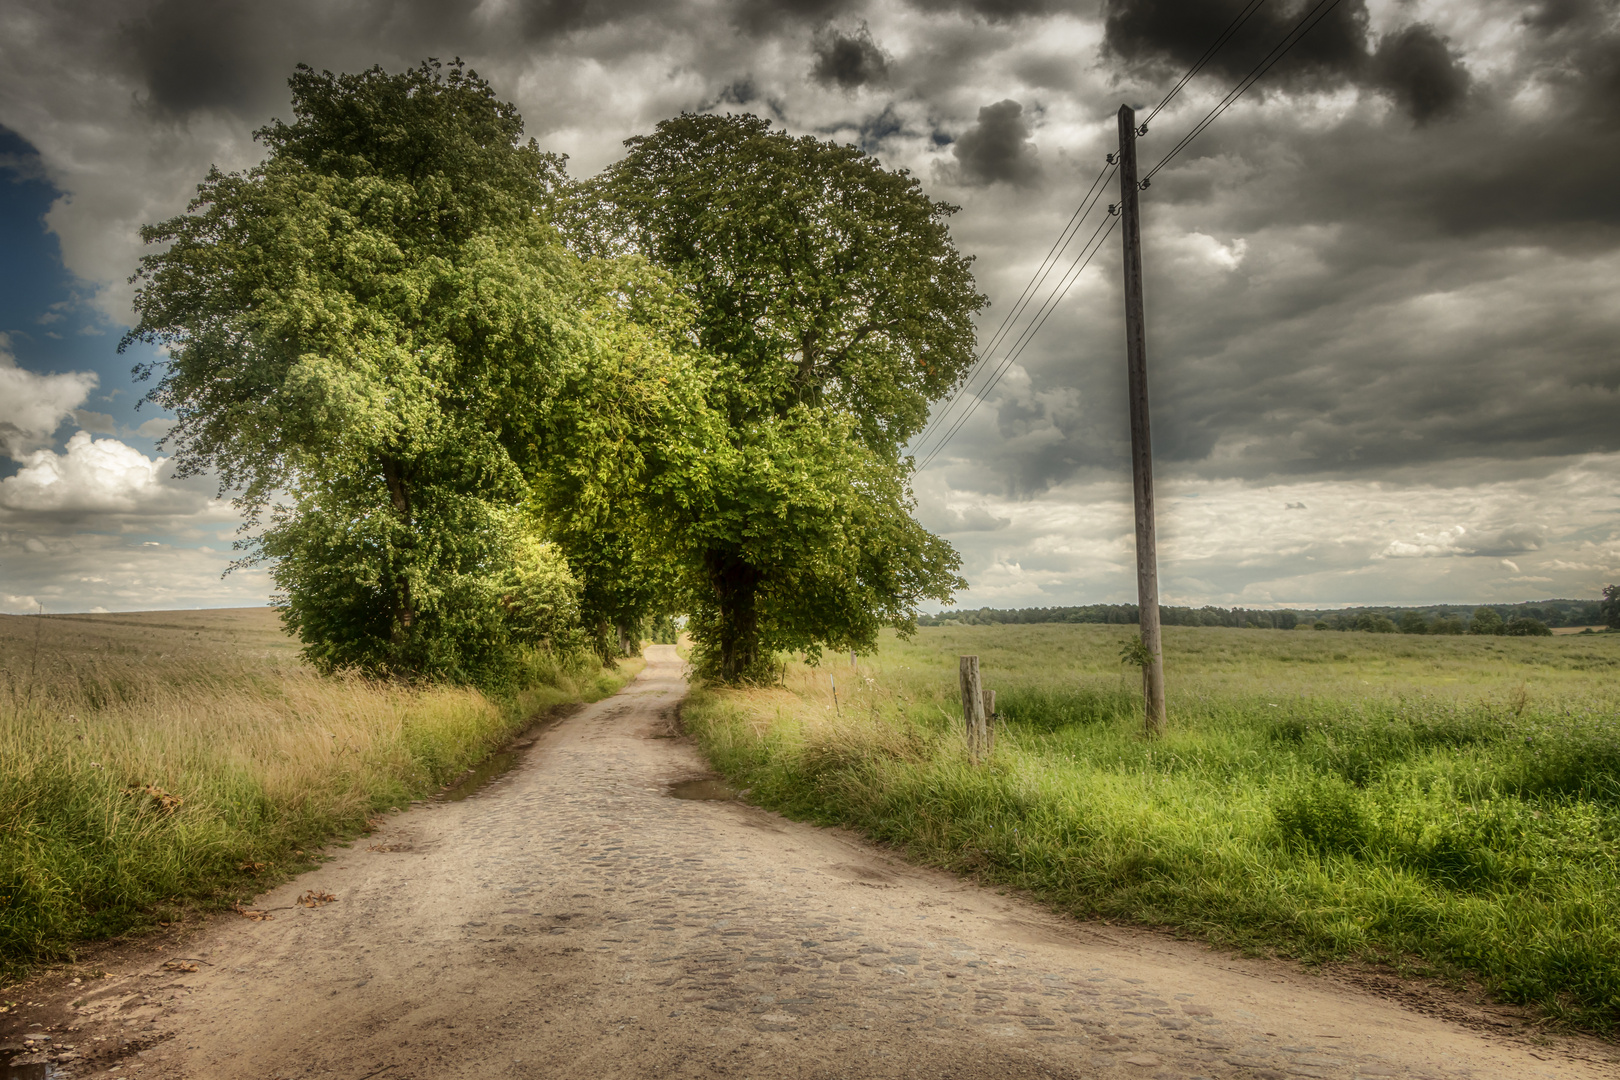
left=667, top=778, right=739, bottom=801
left=0, top=1047, right=54, bottom=1080
left=437, top=750, right=519, bottom=802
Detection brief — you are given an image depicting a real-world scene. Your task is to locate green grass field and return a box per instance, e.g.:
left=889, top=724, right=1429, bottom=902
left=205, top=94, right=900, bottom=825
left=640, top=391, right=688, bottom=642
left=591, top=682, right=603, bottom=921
left=682, top=624, right=1620, bottom=1034
left=0, top=608, right=638, bottom=980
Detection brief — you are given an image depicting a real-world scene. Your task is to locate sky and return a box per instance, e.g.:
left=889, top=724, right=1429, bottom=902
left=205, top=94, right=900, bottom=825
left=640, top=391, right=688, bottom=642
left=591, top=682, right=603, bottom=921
left=0, top=0, right=1616, bottom=614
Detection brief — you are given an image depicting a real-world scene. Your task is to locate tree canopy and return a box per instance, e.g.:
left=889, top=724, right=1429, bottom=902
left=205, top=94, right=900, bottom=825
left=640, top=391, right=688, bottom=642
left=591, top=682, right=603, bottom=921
left=123, top=61, right=697, bottom=679
left=576, top=114, right=985, bottom=680
left=125, top=66, right=982, bottom=686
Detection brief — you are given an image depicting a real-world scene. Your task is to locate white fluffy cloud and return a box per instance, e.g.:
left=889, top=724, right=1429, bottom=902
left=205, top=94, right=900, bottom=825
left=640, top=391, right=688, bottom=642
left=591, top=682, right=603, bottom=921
left=0, top=530, right=270, bottom=614
left=0, top=432, right=255, bottom=614
left=0, top=430, right=222, bottom=520
left=0, top=333, right=97, bottom=457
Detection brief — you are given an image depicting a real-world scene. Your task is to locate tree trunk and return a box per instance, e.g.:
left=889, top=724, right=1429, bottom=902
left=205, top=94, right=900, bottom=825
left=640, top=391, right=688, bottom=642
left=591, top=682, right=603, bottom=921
left=616, top=621, right=635, bottom=657
left=706, top=550, right=762, bottom=683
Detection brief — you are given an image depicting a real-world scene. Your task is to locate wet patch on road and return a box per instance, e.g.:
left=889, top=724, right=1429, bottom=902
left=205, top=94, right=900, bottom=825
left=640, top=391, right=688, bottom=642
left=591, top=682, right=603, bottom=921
left=667, top=779, right=738, bottom=801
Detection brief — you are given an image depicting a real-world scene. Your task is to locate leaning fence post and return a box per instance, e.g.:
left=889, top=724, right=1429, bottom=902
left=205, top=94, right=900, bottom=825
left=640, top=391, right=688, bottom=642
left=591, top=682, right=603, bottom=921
left=982, top=688, right=997, bottom=754
left=959, top=655, right=985, bottom=758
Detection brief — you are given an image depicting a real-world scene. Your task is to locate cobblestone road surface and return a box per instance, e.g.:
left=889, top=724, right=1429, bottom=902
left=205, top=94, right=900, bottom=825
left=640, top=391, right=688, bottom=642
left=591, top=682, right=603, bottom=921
left=20, top=646, right=1613, bottom=1080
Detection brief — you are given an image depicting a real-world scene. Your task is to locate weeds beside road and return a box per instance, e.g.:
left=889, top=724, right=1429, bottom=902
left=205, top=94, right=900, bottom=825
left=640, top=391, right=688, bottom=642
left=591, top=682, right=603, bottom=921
left=683, top=624, right=1620, bottom=1036
left=0, top=608, right=637, bottom=980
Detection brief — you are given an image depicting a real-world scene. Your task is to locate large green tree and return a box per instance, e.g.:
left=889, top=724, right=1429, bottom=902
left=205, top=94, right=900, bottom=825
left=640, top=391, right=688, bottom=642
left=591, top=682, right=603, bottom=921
left=575, top=114, right=987, bottom=680
left=521, top=258, right=714, bottom=660
left=123, top=61, right=693, bottom=679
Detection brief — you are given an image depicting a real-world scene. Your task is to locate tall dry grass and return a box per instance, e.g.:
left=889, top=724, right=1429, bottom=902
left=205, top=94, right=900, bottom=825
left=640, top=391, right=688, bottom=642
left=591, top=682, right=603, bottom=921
left=0, top=609, right=637, bottom=978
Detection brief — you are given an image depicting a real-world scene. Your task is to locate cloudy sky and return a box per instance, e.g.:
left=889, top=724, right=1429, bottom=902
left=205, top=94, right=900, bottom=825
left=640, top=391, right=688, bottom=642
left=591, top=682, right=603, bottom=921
left=0, top=0, right=1616, bottom=614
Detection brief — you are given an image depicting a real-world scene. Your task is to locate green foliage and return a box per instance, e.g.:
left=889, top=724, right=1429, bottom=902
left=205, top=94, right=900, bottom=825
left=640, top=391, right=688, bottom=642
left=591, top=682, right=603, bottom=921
left=645, top=613, right=681, bottom=645
left=121, top=60, right=692, bottom=681
left=683, top=624, right=1620, bottom=1035
left=1471, top=607, right=1505, bottom=635
left=1431, top=615, right=1466, bottom=635
left=578, top=113, right=984, bottom=681
left=1602, top=583, right=1620, bottom=630
left=673, top=405, right=963, bottom=683
left=1397, top=610, right=1430, bottom=635
left=498, top=536, right=583, bottom=649
left=1273, top=777, right=1370, bottom=853
left=1354, top=612, right=1399, bottom=633
left=1505, top=616, right=1553, bottom=637
left=521, top=257, right=711, bottom=661
left=1118, top=634, right=1152, bottom=668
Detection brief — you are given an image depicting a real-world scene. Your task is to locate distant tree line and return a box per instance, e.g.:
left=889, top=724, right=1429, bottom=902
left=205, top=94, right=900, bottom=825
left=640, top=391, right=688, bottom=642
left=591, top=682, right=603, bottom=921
left=921, top=596, right=1619, bottom=636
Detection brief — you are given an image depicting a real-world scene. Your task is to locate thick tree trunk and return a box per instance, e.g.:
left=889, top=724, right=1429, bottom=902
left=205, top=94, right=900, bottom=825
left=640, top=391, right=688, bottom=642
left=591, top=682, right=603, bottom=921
left=616, top=621, right=635, bottom=657
left=705, top=550, right=761, bottom=683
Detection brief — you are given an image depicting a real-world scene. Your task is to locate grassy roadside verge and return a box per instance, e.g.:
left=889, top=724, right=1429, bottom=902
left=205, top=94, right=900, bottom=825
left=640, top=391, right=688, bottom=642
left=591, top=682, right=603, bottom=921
left=0, top=609, right=641, bottom=981
left=682, top=624, right=1620, bottom=1036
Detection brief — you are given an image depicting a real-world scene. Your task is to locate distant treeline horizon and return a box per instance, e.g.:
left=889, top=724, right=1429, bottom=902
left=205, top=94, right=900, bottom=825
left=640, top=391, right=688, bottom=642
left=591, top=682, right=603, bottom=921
left=919, top=598, right=1608, bottom=631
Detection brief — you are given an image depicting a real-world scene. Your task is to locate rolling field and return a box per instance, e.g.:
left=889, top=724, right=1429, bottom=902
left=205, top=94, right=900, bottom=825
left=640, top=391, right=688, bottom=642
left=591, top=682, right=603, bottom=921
left=0, top=608, right=637, bottom=979
left=683, top=624, right=1620, bottom=1034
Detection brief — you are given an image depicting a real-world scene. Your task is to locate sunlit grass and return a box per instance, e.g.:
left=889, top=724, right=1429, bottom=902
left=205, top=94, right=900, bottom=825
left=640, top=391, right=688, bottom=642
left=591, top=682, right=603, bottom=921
left=683, top=624, right=1620, bottom=1035
left=0, top=609, right=639, bottom=978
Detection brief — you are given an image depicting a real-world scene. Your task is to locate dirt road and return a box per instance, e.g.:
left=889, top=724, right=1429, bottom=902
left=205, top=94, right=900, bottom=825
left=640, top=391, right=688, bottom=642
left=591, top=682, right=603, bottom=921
left=10, top=645, right=1615, bottom=1079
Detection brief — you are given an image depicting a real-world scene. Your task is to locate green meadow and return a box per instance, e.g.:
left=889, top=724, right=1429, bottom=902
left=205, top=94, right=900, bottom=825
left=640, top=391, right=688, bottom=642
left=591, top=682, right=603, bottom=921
left=682, top=624, right=1620, bottom=1034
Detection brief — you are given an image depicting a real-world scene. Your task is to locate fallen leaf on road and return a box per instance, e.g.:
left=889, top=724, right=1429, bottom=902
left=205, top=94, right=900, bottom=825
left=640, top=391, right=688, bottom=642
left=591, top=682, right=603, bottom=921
left=297, top=890, right=338, bottom=908
left=161, top=961, right=198, bottom=973
left=231, top=902, right=273, bottom=922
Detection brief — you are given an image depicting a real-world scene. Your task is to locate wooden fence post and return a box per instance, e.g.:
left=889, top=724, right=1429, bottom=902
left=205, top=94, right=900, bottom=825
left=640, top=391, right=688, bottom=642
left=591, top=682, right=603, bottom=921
left=982, top=688, right=997, bottom=754
left=959, top=656, right=986, bottom=758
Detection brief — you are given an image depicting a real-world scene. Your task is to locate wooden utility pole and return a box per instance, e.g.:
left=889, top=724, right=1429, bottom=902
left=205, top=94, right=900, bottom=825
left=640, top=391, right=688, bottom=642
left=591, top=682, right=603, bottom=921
left=1116, top=104, right=1167, bottom=736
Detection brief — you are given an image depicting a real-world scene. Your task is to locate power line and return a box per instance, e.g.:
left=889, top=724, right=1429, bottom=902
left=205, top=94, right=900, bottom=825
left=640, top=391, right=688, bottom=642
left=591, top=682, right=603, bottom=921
left=913, top=0, right=1348, bottom=470
left=911, top=173, right=1114, bottom=468
left=917, top=212, right=1120, bottom=471
left=1139, top=0, right=1270, bottom=131
left=1143, top=0, right=1348, bottom=183
left=911, top=162, right=1114, bottom=454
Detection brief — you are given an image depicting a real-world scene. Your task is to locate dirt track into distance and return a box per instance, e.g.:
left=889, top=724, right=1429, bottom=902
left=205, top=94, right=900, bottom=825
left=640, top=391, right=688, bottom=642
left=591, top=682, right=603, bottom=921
left=7, top=645, right=1616, bottom=1079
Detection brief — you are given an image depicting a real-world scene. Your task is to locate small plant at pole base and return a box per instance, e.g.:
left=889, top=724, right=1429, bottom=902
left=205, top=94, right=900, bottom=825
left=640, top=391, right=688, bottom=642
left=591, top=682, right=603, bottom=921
left=1119, top=634, right=1154, bottom=726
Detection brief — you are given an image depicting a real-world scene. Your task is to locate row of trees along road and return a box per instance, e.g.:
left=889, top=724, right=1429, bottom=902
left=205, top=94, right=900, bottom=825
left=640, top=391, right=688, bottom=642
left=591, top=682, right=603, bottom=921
left=122, top=61, right=985, bottom=685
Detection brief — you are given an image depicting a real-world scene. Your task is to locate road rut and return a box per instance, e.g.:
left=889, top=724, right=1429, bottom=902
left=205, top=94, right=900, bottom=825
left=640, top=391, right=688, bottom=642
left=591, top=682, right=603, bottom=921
left=19, top=645, right=1615, bottom=1079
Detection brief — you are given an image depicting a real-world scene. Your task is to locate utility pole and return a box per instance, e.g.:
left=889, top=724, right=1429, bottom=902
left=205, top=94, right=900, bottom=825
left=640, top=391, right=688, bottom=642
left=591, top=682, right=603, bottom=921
left=1116, top=104, right=1167, bottom=736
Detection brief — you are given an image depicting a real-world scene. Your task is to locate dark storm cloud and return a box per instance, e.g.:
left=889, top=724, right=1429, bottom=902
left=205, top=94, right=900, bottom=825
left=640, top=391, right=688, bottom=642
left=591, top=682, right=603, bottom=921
left=729, top=0, right=856, bottom=35
left=8, top=0, right=1620, bottom=499
left=515, top=0, right=673, bottom=39
left=811, top=23, right=889, bottom=89
left=905, top=0, right=1062, bottom=22
left=1371, top=24, right=1470, bottom=123
left=1103, top=0, right=1372, bottom=90
left=112, top=0, right=687, bottom=119
left=119, top=0, right=285, bottom=116
left=952, top=99, right=1042, bottom=186
left=1102, top=0, right=1474, bottom=124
